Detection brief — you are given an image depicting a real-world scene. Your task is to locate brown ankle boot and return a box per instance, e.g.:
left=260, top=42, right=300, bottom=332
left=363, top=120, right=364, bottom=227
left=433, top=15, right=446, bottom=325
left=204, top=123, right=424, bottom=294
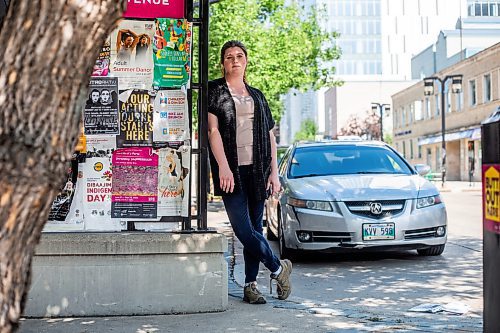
left=243, top=282, right=267, bottom=304
left=271, top=259, right=292, bottom=300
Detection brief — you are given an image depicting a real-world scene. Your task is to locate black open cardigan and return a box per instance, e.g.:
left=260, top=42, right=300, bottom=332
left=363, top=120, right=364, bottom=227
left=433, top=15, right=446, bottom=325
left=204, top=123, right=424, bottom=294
left=207, top=77, right=275, bottom=201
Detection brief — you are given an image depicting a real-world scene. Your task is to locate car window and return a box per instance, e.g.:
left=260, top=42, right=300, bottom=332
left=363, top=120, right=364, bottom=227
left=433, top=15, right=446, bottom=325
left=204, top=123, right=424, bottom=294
left=277, top=146, right=289, bottom=164
left=288, top=145, right=414, bottom=178
left=278, top=147, right=292, bottom=176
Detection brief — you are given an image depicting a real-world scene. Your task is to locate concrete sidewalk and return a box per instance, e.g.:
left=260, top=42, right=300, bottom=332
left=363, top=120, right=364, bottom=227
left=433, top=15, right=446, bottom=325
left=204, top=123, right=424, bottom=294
left=434, top=181, right=482, bottom=193
left=19, top=202, right=483, bottom=333
left=18, top=212, right=396, bottom=333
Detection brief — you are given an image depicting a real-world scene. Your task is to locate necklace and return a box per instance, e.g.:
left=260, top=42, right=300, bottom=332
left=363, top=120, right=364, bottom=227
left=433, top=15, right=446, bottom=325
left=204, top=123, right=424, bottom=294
left=227, top=84, right=247, bottom=96
left=228, top=84, right=247, bottom=96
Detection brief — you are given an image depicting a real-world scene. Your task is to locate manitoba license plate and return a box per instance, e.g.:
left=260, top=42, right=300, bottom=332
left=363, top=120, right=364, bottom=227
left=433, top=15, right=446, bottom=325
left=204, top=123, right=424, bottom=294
left=362, top=223, right=395, bottom=240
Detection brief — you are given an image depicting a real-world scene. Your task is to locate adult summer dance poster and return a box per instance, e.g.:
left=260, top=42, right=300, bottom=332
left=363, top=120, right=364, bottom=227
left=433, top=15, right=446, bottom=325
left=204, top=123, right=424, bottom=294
left=110, top=19, right=155, bottom=89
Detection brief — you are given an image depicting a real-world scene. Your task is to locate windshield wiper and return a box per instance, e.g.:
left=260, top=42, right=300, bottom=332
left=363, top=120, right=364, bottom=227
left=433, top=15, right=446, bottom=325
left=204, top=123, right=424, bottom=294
left=354, top=171, right=392, bottom=174
left=293, top=173, right=324, bottom=179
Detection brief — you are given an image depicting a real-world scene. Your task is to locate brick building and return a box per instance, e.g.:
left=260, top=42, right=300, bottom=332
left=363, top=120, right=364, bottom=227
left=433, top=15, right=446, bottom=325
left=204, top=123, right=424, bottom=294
left=392, top=42, right=500, bottom=181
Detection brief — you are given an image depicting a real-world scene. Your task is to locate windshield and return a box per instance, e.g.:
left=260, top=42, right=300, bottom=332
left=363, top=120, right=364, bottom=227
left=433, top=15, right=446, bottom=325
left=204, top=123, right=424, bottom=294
left=289, top=144, right=414, bottom=179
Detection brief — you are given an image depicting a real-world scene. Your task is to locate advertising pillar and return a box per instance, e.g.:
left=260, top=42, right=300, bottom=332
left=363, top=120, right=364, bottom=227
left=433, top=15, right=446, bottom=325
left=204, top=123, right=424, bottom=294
left=482, top=106, right=500, bottom=332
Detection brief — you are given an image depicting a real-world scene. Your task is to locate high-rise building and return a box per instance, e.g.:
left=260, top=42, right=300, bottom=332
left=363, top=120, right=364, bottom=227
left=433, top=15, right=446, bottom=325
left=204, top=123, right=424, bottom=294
left=280, top=0, right=470, bottom=143
left=280, top=89, right=318, bottom=144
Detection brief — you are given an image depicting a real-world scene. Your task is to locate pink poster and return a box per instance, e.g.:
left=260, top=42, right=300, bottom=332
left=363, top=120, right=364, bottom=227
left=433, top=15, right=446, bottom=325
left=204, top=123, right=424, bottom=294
left=111, top=147, right=159, bottom=218
left=123, top=0, right=184, bottom=19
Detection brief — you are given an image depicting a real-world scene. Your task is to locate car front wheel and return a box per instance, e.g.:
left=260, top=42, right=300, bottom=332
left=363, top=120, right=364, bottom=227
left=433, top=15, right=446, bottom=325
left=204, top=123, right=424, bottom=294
left=278, top=209, right=297, bottom=260
left=417, top=244, right=445, bottom=256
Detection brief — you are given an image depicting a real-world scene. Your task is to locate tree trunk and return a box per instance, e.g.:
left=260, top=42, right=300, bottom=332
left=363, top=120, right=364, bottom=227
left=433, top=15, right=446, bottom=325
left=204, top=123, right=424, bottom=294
left=0, top=1, right=125, bottom=331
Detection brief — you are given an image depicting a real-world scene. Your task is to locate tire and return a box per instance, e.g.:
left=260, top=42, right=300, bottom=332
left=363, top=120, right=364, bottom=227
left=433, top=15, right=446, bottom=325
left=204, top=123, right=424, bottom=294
left=278, top=210, right=297, bottom=260
left=417, top=244, right=445, bottom=256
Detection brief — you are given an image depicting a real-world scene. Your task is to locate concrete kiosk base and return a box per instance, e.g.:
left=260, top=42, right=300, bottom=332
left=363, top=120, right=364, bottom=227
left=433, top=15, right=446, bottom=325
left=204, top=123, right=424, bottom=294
left=24, top=232, right=228, bottom=317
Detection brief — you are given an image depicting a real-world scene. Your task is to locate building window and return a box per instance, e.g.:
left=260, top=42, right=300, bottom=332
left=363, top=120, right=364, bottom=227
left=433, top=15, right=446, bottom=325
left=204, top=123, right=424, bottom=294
left=415, top=100, right=423, bottom=121
left=425, top=97, right=431, bottom=119
left=436, top=147, right=441, bottom=172
left=484, top=73, right=491, bottom=102
left=446, top=90, right=451, bottom=113
left=435, top=94, right=440, bottom=116
left=418, top=145, right=422, bottom=159
left=426, top=148, right=432, bottom=166
left=469, top=79, right=477, bottom=106
left=403, top=141, right=406, bottom=158
left=455, top=91, right=463, bottom=111
left=410, top=139, right=414, bottom=159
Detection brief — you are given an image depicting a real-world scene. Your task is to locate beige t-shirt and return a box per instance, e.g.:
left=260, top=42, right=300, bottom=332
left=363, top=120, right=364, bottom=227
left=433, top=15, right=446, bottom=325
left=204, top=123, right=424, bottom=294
left=232, top=94, right=254, bottom=166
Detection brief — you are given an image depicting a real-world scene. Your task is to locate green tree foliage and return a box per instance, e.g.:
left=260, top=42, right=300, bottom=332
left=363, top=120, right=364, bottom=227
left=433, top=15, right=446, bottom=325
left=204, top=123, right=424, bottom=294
left=384, top=133, right=393, bottom=144
left=209, top=0, right=341, bottom=123
left=294, top=119, right=318, bottom=142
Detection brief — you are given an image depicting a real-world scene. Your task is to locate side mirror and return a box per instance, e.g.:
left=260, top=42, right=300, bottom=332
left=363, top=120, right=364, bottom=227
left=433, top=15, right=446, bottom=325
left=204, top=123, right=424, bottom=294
left=414, top=164, right=431, bottom=176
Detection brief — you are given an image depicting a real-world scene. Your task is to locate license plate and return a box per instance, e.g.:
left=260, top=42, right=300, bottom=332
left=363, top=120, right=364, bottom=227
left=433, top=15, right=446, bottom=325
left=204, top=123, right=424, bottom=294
left=362, top=223, right=395, bottom=240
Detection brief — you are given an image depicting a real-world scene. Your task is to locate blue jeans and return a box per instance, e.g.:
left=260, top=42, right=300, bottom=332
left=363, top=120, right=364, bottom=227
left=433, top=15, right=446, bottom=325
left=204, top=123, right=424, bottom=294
left=223, top=165, right=281, bottom=283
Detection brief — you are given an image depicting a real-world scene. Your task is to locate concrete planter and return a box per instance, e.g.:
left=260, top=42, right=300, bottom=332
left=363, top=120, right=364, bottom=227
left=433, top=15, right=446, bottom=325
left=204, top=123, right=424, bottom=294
left=24, top=232, right=228, bottom=317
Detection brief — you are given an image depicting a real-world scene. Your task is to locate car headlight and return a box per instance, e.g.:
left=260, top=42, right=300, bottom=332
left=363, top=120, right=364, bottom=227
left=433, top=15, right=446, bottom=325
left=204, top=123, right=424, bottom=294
left=416, top=195, right=442, bottom=209
left=287, top=197, right=332, bottom=211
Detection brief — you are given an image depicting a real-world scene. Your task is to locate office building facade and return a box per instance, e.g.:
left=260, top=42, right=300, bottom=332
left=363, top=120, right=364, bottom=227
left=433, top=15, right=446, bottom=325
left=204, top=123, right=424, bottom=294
left=392, top=42, right=500, bottom=181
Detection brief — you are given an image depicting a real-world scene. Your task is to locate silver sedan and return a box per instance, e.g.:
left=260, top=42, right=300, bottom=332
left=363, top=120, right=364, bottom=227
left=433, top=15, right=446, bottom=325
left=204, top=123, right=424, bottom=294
left=265, top=141, right=447, bottom=259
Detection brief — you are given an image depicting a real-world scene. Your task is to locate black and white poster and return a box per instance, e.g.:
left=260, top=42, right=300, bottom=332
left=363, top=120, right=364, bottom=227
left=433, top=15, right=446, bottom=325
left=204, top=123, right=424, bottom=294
left=84, top=77, right=119, bottom=135
left=116, top=89, right=154, bottom=148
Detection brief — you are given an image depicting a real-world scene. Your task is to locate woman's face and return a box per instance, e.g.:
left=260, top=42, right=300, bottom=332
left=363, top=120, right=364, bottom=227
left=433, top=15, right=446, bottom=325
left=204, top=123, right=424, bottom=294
left=140, top=36, right=147, bottom=44
left=222, top=47, right=247, bottom=78
left=125, top=36, right=134, bottom=47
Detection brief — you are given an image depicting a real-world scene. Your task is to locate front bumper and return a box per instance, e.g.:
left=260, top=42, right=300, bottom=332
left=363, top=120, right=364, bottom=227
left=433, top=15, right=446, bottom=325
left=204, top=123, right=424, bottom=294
left=282, top=199, right=447, bottom=252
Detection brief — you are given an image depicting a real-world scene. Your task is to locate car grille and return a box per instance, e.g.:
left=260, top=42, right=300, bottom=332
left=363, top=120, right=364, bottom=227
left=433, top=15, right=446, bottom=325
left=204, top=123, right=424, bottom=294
left=305, top=231, right=352, bottom=243
left=405, top=227, right=441, bottom=240
left=344, top=200, right=406, bottom=219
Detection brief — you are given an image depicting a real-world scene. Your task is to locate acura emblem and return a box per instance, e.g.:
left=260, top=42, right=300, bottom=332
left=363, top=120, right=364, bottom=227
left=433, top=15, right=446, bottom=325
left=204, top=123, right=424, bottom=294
left=370, top=202, right=383, bottom=215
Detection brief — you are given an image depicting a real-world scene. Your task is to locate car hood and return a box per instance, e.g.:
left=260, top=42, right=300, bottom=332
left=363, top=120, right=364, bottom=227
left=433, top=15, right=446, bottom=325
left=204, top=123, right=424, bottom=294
left=286, top=174, right=438, bottom=201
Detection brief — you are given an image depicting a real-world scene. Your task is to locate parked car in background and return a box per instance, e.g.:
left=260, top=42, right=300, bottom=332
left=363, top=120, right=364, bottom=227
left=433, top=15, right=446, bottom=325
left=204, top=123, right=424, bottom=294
left=265, top=140, right=447, bottom=260
left=263, top=145, right=290, bottom=226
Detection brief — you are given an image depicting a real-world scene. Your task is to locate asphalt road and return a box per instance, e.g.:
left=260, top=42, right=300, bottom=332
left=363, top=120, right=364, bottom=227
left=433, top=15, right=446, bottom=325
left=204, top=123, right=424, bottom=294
left=18, top=189, right=485, bottom=333
left=218, top=188, right=484, bottom=331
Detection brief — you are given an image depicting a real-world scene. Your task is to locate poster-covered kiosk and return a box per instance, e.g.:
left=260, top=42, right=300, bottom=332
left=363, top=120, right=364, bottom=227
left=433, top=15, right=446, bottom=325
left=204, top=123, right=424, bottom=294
left=24, top=0, right=228, bottom=317
left=482, top=106, right=500, bottom=332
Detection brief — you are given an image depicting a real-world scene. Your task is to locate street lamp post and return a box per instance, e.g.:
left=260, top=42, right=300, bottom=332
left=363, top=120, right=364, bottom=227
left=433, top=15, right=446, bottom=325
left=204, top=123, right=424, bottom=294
left=423, top=74, right=463, bottom=187
left=371, top=103, right=390, bottom=142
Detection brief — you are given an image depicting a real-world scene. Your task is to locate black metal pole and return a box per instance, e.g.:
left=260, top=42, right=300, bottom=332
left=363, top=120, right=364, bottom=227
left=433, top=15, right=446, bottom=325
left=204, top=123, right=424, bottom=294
left=197, top=0, right=209, bottom=230
left=379, top=105, right=384, bottom=142
left=440, top=78, right=446, bottom=187
left=482, top=107, right=500, bottom=332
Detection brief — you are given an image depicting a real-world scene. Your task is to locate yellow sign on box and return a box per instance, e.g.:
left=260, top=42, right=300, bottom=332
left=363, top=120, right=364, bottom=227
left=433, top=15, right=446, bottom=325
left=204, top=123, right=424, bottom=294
left=75, top=132, right=87, bottom=153
left=485, top=166, right=500, bottom=222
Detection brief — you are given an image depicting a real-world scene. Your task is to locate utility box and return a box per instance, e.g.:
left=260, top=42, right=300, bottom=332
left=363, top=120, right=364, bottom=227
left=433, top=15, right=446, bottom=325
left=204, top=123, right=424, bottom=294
left=482, top=106, right=500, bottom=333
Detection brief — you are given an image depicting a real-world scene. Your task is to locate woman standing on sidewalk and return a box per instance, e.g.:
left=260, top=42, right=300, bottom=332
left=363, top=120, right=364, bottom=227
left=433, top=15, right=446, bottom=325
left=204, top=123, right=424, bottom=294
left=207, top=40, right=292, bottom=304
